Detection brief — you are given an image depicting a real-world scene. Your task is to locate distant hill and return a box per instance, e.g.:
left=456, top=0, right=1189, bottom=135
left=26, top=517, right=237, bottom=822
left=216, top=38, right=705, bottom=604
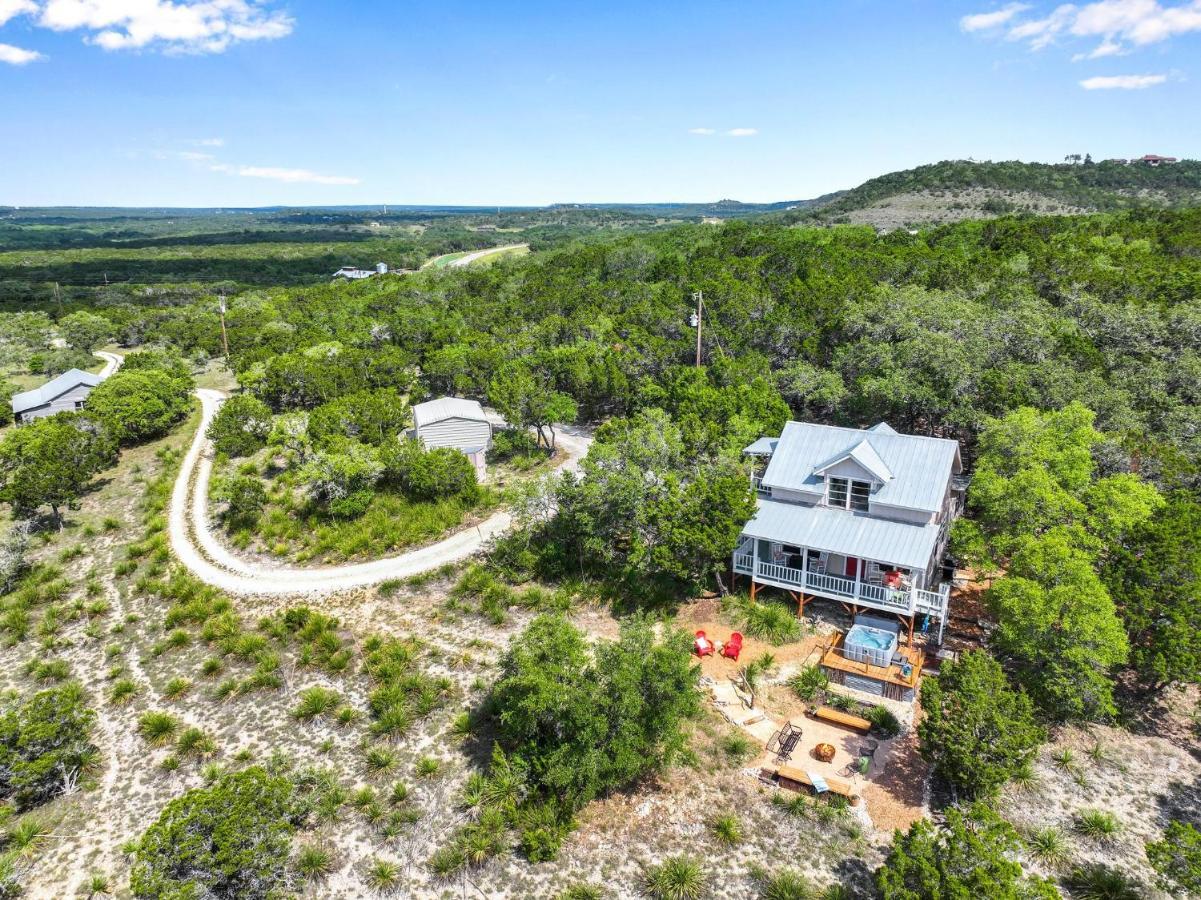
left=790, top=158, right=1201, bottom=229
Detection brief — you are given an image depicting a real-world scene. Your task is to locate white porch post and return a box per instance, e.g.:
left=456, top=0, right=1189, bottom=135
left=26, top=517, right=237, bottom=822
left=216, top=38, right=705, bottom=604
left=853, top=558, right=861, bottom=602
left=801, top=548, right=808, bottom=589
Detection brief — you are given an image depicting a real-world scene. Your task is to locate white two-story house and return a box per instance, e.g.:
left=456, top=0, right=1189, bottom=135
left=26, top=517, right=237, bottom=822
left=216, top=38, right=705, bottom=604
left=733, top=420, right=964, bottom=643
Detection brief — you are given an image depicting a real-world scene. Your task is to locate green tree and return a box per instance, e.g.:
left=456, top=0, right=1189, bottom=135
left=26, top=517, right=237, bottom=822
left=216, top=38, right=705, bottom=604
left=298, top=441, right=383, bottom=518
left=876, top=803, right=1061, bottom=900
left=0, top=682, right=97, bottom=811
left=207, top=394, right=274, bottom=458
left=0, top=413, right=116, bottom=524
left=0, top=382, right=15, bottom=428
left=489, top=361, right=578, bottom=449
left=308, top=388, right=409, bottom=447
left=130, top=767, right=302, bottom=899
left=1104, top=496, right=1201, bottom=691
left=57, top=310, right=111, bottom=352
left=85, top=368, right=191, bottom=445
left=381, top=439, right=478, bottom=501
left=491, top=614, right=699, bottom=813
left=987, top=528, right=1129, bottom=721
left=216, top=475, right=268, bottom=527
left=1146, top=820, right=1201, bottom=896
left=918, top=651, right=1045, bottom=798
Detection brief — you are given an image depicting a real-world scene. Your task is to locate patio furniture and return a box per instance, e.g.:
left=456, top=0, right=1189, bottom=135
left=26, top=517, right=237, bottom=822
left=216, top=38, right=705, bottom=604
left=722, top=632, right=743, bottom=661
left=840, top=755, right=872, bottom=779
left=813, top=742, right=836, bottom=763
left=769, top=764, right=861, bottom=805
left=694, top=630, right=714, bottom=657
left=810, top=706, right=872, bottom=733
left=766, top=722, right=804, bottom=762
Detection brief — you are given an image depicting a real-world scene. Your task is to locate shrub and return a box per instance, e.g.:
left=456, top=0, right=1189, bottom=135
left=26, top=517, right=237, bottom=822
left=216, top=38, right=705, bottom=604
left=216, top=476, right=268, bottom=527
left=162, top=677, right=191, bottom=700
left=0, top=681, right=98, bottom=810
left=130, top=767, right=302, bottom=898
left=866, top=705, right=901, bottom=739
left=298, top=443, right=383, bottom=518
left=645, top=856, right=705, bottom=900
left=175, top=727, right=216, bottom=758
left=365, top=857, right=399, bottom=890
left=1026, top=826, right=1069, bottom=869
left=710, top=812, right=742, bottom=845
left=294, top=843, right=335, bottom=881
left=760, top=868, right=814, bottom=900
left=380, top=438, right=478, bottom=502
left=725, top=594, right=801, bottom=644
left=788, top=665, right=828, bottom=702
left=207, top=394, right=273, bottom=458
left=1147, top=820, right=1201, bottom=895
left=1062, top=864, right=1142, bottom=900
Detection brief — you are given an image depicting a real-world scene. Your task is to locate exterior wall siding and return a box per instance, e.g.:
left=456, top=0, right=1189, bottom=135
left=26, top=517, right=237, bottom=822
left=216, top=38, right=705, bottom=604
left=767, top=486, right=821, bottom=505
left=866, top=503, right=935, bottom=526
left=19, top=384, right=94, bottom=422
left=415, top=417, right=492, bottom=452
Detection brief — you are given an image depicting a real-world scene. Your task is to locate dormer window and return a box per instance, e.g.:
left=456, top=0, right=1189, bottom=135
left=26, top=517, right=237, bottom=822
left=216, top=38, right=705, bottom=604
left=828, top=477, right=871, bottom=512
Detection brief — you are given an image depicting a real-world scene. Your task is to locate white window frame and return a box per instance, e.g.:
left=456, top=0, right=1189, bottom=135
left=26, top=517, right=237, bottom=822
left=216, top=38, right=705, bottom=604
left=826, top=476, right=873, bottom=511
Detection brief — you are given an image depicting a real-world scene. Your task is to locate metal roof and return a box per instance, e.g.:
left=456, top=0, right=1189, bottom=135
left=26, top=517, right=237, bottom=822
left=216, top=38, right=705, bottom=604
left=813, top=438, right=893, bottom=484
left=741, top=498, right=940, bottom=571
left=11, top=369, right=102, bottom=415
left=411, top=396, right=488, bottom=428
left=761, top=421, right=960, bottom=513
left=743, top=436, right=778, bottom=455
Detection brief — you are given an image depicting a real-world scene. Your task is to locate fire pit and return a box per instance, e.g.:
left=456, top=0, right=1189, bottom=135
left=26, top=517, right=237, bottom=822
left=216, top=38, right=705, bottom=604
left=814, top=742, right=835, bottom=762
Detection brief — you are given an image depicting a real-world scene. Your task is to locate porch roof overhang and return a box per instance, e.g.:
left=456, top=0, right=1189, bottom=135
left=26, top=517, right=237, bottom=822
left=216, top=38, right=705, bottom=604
left=740, top=499, right=938, bottom=571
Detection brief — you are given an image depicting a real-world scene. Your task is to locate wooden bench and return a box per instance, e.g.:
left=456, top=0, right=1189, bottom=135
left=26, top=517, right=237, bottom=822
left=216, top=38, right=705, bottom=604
left=810, top=706, right=872, bottom=733
left=763, top=765, right=860, bottom=805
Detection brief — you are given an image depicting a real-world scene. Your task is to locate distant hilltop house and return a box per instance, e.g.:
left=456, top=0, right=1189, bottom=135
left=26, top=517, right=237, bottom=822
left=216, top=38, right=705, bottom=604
left=1136, top=154, right=1178, bottom=166
left=411, top=396, right=493, bottom=479
left=333, top=262, right=389, bottom=280
left=11, top=368, right=103, bottom=423
left=734, top=420, right=965, bottom=647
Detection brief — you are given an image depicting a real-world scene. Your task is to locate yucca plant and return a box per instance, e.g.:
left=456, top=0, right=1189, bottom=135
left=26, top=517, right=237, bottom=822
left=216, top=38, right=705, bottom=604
left=108, top=678, right=139, bottom=705
left=84, top=872, right=112, bottom=898
left=175, top=726, right=216, bottom=758
left=558, top=885, right=604, bottom=900
left=293, top=685, right=341, bottom=720
left=364, top=745, right=398, bottom=775
left=1026, top=826, right=1070, bottom=868
left=162, top=676, right=191, bottom=700
left=427, top=845, right=466, bottom=877
left=761, top=867, right=814, bottom=900
left=415, top=756, right=440, bottom=778
left=710, top=812, right=742, bottom=845
left=1074, top=809, right=1121, bottom=842
left=137, top=710, right=180, bottom=745
left=1062, top=864, right=1141, bottom=900
left=365, top=857, right=399, bottom=891
left=6, top=817, right=51, bottom=858
left=644, top=855, right=705, bottom=900
left=294, top=843, right=335, bottom=881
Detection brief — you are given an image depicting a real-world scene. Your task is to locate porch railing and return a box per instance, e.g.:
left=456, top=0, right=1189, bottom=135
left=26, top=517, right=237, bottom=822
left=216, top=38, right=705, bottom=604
left=736, top=556, right=950, bottom=618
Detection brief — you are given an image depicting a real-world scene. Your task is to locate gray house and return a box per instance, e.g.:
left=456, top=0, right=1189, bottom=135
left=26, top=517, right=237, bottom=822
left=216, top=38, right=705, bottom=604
left=411, top=397, right=493, bottom=479
left=11, top=369, right=103, bottom=424
left=734, top=420, right=964, bottom=643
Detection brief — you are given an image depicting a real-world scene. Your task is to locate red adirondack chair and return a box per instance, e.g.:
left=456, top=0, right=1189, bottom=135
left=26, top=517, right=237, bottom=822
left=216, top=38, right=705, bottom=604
left=723, top=631, right=743, bottom=661
left=694, top=630, right=714, bottom=657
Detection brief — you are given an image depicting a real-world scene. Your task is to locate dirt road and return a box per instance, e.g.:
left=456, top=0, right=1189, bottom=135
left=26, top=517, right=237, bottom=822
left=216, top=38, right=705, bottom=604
left=168, top=388, right=590, bottom=595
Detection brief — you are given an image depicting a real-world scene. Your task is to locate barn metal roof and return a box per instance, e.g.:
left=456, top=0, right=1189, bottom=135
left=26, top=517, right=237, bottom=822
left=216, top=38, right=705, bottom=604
left=11, top=369, right=102, bottom=415
left=743, top=436, right=778, bottom=455
left=761, top=421, right=960, bottom=513
left=741, top=498, right=940, bottom=571
left=411, top=396, right=488, bottom=428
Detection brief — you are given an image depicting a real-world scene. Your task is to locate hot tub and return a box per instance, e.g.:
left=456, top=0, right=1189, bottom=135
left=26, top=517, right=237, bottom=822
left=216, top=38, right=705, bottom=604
left=843, top=616, right=900, bottom=668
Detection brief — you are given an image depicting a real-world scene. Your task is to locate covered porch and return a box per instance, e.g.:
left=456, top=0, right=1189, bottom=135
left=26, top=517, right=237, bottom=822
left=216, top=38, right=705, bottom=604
left=733, top=536, right=950, bottom=642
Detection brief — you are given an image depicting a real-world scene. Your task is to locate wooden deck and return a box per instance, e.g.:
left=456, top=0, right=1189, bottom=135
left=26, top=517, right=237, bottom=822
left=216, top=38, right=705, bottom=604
left=820, top=632, right=924, bottom=692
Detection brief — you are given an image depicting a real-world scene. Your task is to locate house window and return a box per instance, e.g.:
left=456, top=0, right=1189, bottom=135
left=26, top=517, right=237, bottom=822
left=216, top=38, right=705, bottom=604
left=850, top=480, right=871, bottom=512
left=828, top=477, right=871, bottom=511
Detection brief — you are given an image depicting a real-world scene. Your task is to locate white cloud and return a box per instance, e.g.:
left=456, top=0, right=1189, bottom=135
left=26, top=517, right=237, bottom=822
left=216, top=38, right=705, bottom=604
left=726, top=127, right=758, bottom=137
left=1079, top=72, right=1167, bottom=88
left=210, top=163, right=360, bottom=185
left=688, top=127, right=716, bottom=135
left=178, top=150, right=214, bottom=161
left=0, top=42, right=42, bottom=64
left=36, top=0, right=294, bottom=54
left=197, top=137, right=225, bottom=146
left=960, top=3, right=1031, bottom=31
left=993, top=0, right=1201, bottom=55
left=0, top=0, right=35, bottom=26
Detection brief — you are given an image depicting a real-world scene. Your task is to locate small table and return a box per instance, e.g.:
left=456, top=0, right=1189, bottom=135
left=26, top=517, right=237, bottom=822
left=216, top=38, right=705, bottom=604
left=814, top=742, right=836, bottom=763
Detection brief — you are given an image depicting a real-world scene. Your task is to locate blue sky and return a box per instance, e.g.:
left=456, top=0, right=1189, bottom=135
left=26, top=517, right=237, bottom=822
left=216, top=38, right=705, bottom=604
left=1, top=0, right=1199, bottom=206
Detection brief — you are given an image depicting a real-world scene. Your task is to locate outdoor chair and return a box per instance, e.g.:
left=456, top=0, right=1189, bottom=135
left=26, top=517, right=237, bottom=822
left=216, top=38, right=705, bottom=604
left=766, top=722, right=804, bottom=763
left=694, top=630, right=714, bottom=658
left=722, top=632, right=743, bottom=661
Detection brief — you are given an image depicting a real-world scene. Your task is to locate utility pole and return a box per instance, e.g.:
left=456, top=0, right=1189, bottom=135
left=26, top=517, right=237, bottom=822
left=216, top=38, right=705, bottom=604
left=690, top=290, right=704, bottom=367
left=52, top=282, right=62, bottom=316
left=217, top=295, right=230, bottom=360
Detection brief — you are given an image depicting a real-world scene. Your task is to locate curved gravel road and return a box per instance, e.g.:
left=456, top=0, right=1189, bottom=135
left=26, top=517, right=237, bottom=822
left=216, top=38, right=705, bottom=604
left=168, top=388, right=591, bottom=595
left=95, top=350, right=123, bottom=377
